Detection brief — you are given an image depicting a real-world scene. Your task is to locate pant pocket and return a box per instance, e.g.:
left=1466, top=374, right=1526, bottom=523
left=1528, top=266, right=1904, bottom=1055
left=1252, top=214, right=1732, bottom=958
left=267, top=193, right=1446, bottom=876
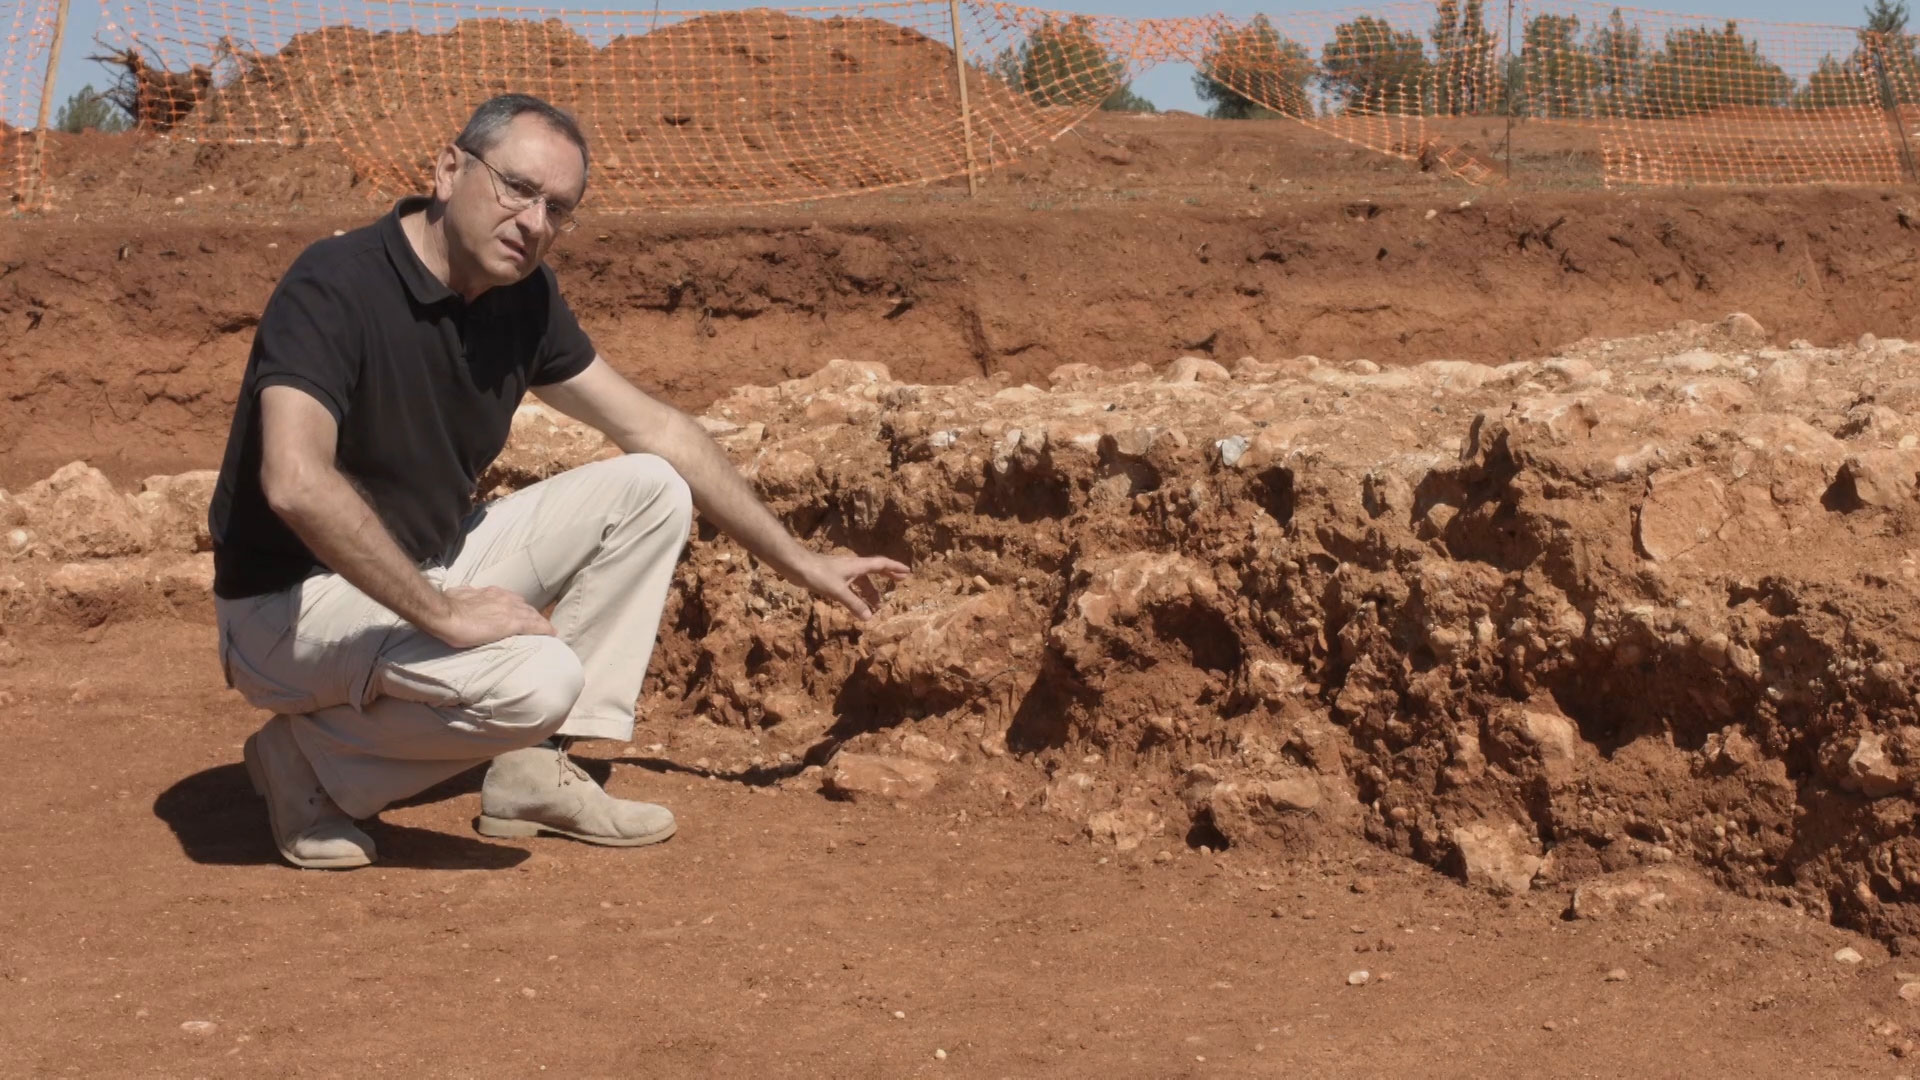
left=220, top=591, right=321, bottom=714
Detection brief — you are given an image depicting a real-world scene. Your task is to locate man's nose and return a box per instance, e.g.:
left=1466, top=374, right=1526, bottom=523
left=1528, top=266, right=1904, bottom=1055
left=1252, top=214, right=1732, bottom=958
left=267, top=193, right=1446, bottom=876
left=515, top=199, right=552, bottom=236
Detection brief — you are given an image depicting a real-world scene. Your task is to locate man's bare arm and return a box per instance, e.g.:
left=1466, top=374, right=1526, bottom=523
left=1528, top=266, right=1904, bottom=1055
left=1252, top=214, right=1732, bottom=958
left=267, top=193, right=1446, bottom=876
left=534, top=358, right=908, bottom=618
left=258, top=385, right=551, bottom=647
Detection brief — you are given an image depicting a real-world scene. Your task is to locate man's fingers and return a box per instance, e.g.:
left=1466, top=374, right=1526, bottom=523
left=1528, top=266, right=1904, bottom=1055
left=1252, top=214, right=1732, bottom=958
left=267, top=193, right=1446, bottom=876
left=835, top=582, right=874, bottom=621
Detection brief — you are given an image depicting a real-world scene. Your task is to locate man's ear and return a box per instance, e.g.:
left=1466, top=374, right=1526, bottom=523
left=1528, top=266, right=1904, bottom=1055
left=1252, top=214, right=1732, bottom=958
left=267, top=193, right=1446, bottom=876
left=432, top=144, right=462, bottom=202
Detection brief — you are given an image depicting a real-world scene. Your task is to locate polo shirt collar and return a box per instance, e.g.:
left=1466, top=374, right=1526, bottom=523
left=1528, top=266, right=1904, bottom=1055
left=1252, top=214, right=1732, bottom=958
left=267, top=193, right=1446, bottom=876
left=382, top=195, right=460, bottom=307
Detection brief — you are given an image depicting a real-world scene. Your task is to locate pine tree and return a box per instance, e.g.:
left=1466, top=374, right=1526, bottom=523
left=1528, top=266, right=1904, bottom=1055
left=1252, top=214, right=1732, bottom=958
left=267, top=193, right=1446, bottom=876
left=1640, top=21, right=1791, bottom=117
left=54, top=85, right=132, bottom=134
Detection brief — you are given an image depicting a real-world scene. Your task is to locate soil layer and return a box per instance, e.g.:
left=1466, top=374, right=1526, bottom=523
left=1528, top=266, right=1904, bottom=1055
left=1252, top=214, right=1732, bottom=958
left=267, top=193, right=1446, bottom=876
left=8, top=182, right=1920, bottom=487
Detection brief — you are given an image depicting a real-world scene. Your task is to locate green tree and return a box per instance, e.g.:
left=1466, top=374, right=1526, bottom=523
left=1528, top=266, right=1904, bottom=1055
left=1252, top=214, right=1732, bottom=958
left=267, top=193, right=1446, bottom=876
left=1797, top=53, right=1876, bottom=108
left=1860, top=0, right=1920, bottom=107
left=1194, top=14, right=1315, bottom=119
left=1520, top=13, right=1602, bottom=118
left=1430, top=0, right=1499, bottom=114
left=54, top=85, right=131, bottom=134
left=1100, top=85, right=1158, bottom=113
left=990, top=16, right=1150, bottom=112
left=1321, top=15, right=1430, bottom=115
left=1868, top=0, right=1909, bottom=34
left=1588, top=9, right=1646, bottom=118
left=1639, top=21, right=1791, bottom=117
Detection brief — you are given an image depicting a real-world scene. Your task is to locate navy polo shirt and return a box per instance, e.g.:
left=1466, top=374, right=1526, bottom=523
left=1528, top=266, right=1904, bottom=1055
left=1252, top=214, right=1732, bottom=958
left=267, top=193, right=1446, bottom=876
left=207, top=196, right=598, bottom=599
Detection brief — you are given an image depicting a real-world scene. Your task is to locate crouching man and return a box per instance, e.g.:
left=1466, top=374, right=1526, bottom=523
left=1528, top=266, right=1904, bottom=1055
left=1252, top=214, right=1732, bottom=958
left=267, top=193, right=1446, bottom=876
left=208, top=93, right=907, bottom=868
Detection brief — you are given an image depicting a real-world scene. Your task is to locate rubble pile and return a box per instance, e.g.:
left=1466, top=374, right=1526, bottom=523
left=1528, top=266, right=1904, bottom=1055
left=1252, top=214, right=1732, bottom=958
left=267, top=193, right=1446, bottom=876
left=11, top=315, right=1920, bottom=946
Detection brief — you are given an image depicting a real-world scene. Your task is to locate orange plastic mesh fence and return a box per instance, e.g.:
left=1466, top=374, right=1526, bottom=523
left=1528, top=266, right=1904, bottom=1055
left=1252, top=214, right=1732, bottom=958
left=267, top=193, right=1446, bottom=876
left=41, top=0, right=1920, bottom=208
left=88, top=0, right=1174, bottom=208
left=1520, top=1, right=1914, bottom=185
left=1186, top=4, right=1509, bottom=184
left=4, top=0, right=60, bottom=207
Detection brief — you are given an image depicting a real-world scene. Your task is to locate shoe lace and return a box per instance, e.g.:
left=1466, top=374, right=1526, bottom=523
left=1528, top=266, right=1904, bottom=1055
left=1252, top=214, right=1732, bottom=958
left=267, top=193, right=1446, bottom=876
left=554, top=738, right=593, bottom=788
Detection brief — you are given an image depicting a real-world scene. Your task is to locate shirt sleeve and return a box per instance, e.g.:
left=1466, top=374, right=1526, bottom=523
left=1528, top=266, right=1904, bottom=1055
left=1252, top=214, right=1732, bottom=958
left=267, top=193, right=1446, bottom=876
left=531, top=265, right=598, bottom=387
left=250, top=251, right=361, bottom=422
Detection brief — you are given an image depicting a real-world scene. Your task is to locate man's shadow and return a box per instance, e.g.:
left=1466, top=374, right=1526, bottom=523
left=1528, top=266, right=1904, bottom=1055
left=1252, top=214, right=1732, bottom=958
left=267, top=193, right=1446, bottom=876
left=153, top=762, right=530, bottom=870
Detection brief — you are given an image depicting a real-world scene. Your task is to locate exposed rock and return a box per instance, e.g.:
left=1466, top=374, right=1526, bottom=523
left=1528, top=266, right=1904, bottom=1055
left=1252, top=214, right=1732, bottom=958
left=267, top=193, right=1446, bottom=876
left=822, top=753, right=939, bottom=803
left=1205, top=773, right=1340, bottom=847
left=1449, top=821, right=1543, bottom=896
left=1846, top=733, right=1905, bottom=799
left=1757, top=354, right=1810, bottom=398
left=21, top=322, right=1920, bottom=950
left=1164, top=356, right=1231, bottom=384
left=1085, top=806, right=1164, bottom=852
left=1838, top=451, right=1920, bottom=510
left=1636, top=467, right=1730, bottom=561
left=1568, top=867, right=1711, bottom=921
left=132, top=471, right=218, bottom=553
left=20, top=462, right=153, bottom=559
left=899, top=733, right=960, bottom=764
left=1723, top=312, right=1767, bottom=345
left=1518, top=707, right=1580, bottom=784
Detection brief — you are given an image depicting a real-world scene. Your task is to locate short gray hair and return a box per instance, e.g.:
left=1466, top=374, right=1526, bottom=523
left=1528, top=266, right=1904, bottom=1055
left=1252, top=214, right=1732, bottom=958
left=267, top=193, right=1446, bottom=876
left=454, top=93, right=590, bottom=178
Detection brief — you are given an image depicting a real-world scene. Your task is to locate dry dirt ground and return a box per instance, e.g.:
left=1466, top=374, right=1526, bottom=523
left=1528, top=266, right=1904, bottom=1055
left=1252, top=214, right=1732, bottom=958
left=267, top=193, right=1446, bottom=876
left=10, top=115, right=1920, bottom=1076
left=0, top=623, right=1914, bottom=1077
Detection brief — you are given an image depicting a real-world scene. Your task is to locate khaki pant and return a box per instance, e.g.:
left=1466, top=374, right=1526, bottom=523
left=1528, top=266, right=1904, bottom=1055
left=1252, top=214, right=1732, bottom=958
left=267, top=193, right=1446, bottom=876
left=215, top=455, right=692, bottom=819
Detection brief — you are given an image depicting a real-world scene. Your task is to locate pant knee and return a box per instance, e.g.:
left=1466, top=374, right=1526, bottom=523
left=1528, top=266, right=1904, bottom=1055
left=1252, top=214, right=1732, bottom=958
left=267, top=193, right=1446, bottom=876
left=612, top=453, right=692, bottom=528
left=485, top=636, right=584, bottom=734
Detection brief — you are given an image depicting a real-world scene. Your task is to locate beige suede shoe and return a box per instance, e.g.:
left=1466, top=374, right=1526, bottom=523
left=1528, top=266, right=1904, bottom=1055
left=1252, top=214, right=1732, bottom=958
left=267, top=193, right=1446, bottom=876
left=242, top=715, right=376, bottom=870
left=476, top=744, right=676, bottom=847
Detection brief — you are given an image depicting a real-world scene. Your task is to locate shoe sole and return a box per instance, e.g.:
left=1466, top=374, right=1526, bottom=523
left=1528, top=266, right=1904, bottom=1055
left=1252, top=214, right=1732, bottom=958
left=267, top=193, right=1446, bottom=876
left=474, top=813, right=677, bottom=848
left=243, top=732, right=373, bottom=871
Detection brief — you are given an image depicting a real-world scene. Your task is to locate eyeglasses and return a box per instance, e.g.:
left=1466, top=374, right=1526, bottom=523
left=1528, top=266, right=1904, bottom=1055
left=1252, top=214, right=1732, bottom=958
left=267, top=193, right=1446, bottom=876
left=459, top=146, right=579, bottom=233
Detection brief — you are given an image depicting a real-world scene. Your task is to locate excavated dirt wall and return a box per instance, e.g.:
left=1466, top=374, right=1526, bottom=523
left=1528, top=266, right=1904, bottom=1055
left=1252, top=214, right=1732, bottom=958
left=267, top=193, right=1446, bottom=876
left=8, top=187, right=1920, bottom=487
left=11, top=317, right=1920, bottom=951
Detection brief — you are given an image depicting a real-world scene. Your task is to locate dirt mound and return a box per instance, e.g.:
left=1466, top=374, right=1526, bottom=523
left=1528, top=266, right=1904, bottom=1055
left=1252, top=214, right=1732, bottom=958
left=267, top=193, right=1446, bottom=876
left=9, top=186, right=1920, bottom=488
left=13, top=320, right=1920, bottom=951
left=162, top=8, right=1048, bottom=203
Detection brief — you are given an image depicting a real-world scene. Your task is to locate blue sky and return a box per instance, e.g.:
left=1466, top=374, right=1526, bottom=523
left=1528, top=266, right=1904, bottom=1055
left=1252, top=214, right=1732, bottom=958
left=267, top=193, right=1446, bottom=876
left=37, top=0, right=1890, bottom=123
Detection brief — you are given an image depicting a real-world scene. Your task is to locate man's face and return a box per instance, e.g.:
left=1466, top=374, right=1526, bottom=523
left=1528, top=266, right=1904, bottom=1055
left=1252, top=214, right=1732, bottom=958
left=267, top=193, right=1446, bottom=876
left=433, top=114, right=586, bottom=291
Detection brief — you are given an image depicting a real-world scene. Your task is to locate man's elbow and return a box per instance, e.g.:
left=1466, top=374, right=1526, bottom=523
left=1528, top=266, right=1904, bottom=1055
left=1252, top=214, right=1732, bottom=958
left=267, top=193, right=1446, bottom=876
left=260, top=457, right=328, bottom=524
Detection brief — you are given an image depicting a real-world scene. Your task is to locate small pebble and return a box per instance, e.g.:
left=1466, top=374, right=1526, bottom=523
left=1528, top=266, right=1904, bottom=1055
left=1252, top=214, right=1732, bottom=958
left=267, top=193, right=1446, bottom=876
left=180, top=1020, right=217, bottom=1035
left=1347, top=970, right=1370, bottom=986
left=520, top=987, right=537, bottom=999
left=893, top=1010, right=906, bottom=1020
left=1542, top=1020, right=1559, bottom=1032
left=1836, top=947, right=1866, bottom=965
left=1154, top=851, right=1173, bottom=864
left=1901, top=983, right=1920, bottom=1003
left=934, top=1049, right=947, bottom=1060
left=1605, top=968, right=1628, bottom=982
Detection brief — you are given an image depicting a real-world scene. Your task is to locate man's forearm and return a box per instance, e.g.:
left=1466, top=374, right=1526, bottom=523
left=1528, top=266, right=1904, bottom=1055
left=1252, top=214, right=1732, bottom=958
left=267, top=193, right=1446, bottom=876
left=614, top=412, right=818, bottom=582
left=271, top=467, right=452, bottom=630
